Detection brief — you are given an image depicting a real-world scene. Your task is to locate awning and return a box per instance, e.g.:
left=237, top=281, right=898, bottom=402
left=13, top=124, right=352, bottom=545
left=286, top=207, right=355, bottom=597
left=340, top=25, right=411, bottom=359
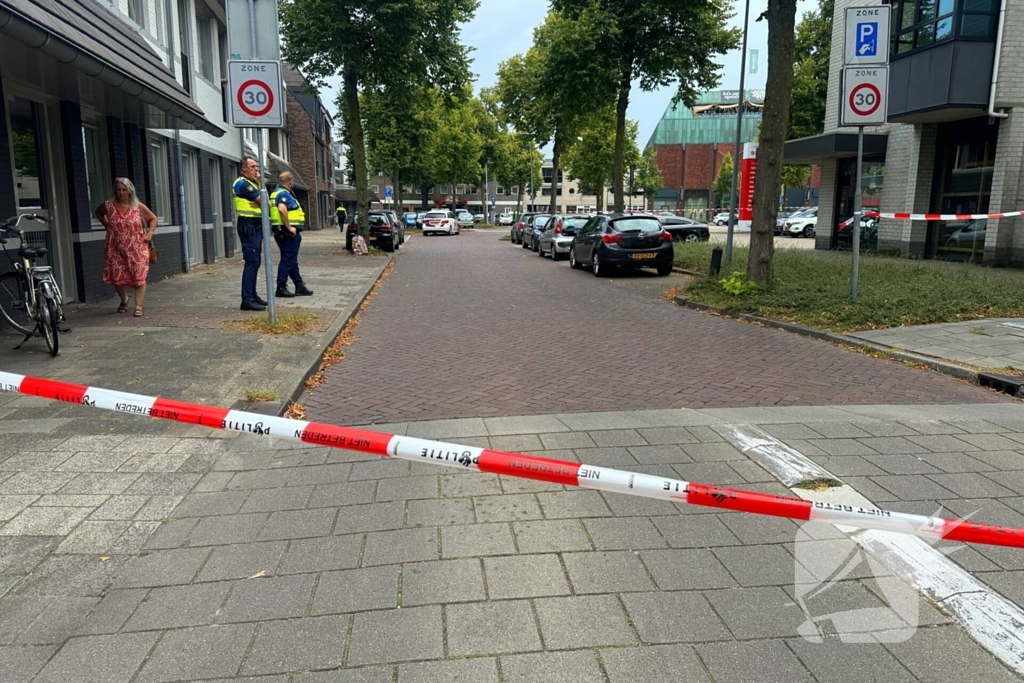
left=0, top=0, right=222, bottom=136
left=784, top=131, right=888, bottom=165
left=267, top=152, right=309, bottom=191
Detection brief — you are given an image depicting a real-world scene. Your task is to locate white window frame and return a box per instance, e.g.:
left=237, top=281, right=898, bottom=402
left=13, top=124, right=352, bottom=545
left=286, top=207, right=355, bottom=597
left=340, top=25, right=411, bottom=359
left=195, top=8, right=215, bottom=83
left=371, top=184, right=380, bottom=194
left=496, top=186, right=504, bottom=195
left=149, top=136, right=171, bottom=224
left=455, top=184, right=466, bottom=195
left=510, top=185, right=519, bottom=195
left=127, top=0, right=147, bottom=29
left=81, top=122, right=110, bottom=224
left=439, top=185, right=450, bottom=195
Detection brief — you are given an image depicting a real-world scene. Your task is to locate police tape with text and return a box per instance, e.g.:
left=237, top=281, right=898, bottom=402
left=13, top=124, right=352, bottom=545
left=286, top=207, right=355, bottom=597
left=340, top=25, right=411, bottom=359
left=2, top=370, right=1022, bottom=550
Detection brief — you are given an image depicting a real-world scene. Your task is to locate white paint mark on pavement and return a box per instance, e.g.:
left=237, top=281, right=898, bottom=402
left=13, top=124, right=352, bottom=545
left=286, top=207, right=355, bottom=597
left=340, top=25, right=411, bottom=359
left=718, top=424, right=839, bottom=486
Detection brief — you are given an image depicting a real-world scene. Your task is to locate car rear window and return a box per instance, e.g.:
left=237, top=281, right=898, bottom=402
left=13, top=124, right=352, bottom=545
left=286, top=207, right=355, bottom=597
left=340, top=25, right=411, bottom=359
left=561, top=217, right=588, bottom=234
left=612, top=218, right=662, bottom=233
left=425, top=212, right=449, bottom=219
left=534, top=215, right=552, bottom=228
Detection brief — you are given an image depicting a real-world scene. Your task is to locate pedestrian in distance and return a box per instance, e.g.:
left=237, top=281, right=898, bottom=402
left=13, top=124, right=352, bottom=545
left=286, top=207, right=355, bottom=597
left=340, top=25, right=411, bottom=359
left=337, top=203, right=347, bottom=233
left=270, top=172, right=313, bottom=298
left=95, top=177, right=156, bottom=317
left=233, top=156, right=268, bottom=311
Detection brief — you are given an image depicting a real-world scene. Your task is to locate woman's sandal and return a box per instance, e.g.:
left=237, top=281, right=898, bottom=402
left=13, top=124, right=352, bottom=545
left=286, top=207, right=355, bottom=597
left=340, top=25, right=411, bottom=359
left=117, top=300, right=128, bottom=313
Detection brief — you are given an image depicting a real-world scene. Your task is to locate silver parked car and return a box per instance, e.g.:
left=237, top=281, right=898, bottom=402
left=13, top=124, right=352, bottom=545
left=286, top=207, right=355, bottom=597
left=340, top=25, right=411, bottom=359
left=537, top=214, right=590, bottom=260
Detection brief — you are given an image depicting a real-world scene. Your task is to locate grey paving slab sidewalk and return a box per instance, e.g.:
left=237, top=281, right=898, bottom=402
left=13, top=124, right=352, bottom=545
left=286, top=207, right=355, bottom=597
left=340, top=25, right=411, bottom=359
left=3, top=403, right=1024, bottom=681
left=852, top=318, right=1024, bottom=372
left=0, top=229, right=387, bottom=429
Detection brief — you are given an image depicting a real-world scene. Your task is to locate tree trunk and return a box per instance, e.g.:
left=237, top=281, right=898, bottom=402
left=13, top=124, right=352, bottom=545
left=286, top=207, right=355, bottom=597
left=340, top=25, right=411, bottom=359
left=549, top=135, right=561, bottom=216
left=747, top=0, right=798, bottom=287
left=595, top=181, right=604, bottom=212
left=612, top=56, right=633, bottom=213
left=393, top=167, right=403, bottom=215
left=342, top=67, right=369, bottom=240
left=480, top=174, right=486, bottom=222
left=517, top=190, right=522, bottom=216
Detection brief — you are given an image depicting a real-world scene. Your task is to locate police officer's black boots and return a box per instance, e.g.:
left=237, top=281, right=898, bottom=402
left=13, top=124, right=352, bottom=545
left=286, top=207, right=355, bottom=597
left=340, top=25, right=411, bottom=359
left=295, top=283, right=314, bottom=296
left=253, top=293, right=268, bottom=306
left=276, top=284, right=296, bottom=298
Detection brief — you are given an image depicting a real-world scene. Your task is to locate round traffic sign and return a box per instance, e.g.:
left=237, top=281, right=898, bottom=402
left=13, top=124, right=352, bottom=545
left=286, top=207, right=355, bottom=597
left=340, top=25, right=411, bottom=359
left=237, top=80, right=274, bottom=117
left=849, top=83, right=881, bottom=116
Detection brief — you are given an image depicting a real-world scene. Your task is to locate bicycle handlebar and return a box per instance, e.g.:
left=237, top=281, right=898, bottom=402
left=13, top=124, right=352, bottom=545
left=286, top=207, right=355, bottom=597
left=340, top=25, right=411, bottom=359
left=0, top=214, right=48, bottom=234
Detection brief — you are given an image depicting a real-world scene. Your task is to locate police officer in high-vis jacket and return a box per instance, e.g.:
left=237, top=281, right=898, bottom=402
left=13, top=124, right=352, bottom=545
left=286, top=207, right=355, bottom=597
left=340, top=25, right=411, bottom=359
left=270, top=172, right=313, bottom=298
left=233, top=157, right=267, bottom=311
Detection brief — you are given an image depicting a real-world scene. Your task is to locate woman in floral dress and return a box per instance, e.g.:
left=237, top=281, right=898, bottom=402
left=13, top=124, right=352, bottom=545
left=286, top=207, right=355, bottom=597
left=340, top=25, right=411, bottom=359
left=95, top=178, right=157, bottom=316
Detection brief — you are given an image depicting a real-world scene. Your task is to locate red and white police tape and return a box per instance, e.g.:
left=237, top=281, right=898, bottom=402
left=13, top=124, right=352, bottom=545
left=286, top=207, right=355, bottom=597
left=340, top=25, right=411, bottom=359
left=839, top=208, right=1024, bottom=228
left=3, top=370, right=1023, bottom=549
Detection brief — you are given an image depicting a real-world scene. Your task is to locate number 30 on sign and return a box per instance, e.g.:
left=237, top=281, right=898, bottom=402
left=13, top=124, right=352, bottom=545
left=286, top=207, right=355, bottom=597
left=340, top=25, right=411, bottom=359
left=841, top=66, right=888, bottom=127
left=228, top=60, right=283, bottom=128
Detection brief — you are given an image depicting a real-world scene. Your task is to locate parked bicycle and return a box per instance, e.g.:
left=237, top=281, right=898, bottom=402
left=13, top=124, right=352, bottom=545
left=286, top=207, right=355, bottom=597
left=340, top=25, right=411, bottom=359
left=0, top=214, right=67, bottom=356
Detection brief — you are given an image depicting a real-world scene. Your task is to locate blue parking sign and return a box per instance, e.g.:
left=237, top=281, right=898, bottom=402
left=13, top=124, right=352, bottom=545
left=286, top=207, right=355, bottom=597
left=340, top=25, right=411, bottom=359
left=856, top=22, right=878, bottom=57
left=384, top=186, right=393, bottom=199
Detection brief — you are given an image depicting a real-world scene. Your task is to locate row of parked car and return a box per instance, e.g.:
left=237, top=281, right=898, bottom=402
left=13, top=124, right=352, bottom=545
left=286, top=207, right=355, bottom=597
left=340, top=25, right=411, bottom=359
left=509, top=212, right=708, bottom=277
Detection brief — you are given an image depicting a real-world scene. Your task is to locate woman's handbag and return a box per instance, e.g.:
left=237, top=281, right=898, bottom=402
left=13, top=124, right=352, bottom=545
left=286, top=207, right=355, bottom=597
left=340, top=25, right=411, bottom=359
left=148, top=241, right=159, bottom=264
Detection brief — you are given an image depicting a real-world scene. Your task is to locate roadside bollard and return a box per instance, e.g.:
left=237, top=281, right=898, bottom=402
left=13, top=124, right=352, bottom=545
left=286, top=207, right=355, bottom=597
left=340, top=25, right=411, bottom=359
left=710, top=246, right=723, bottom=276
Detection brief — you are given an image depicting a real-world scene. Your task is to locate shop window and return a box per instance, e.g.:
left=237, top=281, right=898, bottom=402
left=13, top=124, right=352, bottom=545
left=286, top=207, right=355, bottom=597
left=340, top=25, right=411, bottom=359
left=834, top=159, right=885, bottom=253
left=928, top=119, right=996, bottom=263
left=9, top=98, right=47, bottom=210
left=150, top=138, right=170, bottom=222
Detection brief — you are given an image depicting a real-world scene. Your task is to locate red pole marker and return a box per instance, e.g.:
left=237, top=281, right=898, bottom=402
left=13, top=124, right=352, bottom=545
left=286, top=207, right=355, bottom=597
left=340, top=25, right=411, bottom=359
left=1, top=371, right=1022, bottom=549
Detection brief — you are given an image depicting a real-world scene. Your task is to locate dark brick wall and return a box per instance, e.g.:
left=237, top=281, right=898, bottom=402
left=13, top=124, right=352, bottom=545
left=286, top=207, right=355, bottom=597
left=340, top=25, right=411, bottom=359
left=684, top=144, right=715, bottom=190
left=285, top=89, right=327, bottom=230
left=167, top=139, right=182, bottom=227
left=654, top=145, right=683, bottom=191
left=201, top=228, right=216, bottom=264
left=147, top=231, right=185, bottom=282
left=124, top=123, right=147, bottom=203
left=0, top=79, right=15, bottom=219
left=196, top=149, right=214, bottom=223
left=72, top=241, right=106, bottom=303
left=106, top=116, right=129, bottom=180
left=59, top=102, right=92, bottom=236
left=222, top=158, right=237, bottom=257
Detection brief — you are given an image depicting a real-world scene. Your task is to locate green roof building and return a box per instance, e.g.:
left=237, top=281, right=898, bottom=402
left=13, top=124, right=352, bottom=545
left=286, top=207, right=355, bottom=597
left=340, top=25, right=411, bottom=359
left=645, top=89, right=764, bottom=148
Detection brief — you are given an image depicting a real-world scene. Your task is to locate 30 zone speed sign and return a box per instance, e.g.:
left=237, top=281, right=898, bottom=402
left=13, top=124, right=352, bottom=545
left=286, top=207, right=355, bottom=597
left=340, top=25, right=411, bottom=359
left=228, top=60, right=283, bottom=128
left=842, top=66, right=888, bottom=126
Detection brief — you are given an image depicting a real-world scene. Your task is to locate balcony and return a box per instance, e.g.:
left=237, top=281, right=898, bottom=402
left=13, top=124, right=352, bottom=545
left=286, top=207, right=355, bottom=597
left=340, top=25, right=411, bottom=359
left=887, top=0, right=998, bottom=123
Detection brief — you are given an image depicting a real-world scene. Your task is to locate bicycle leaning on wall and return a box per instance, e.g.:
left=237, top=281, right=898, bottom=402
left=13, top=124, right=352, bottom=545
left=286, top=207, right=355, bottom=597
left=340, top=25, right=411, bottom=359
left=0, top=214, right=67, bottom=356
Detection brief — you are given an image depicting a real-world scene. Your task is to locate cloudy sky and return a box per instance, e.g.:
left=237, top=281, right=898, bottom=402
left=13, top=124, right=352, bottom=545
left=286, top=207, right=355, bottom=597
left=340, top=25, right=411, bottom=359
left=322, top=0, right=814, bottom=150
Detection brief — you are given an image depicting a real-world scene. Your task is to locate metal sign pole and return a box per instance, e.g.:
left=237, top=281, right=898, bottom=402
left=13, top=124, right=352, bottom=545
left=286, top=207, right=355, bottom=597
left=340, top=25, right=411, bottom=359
left=852, top=125, right=864, bottom=299
left=725, top=0, right=751, bottom=264
left=248, top=0, right=275, bottom=324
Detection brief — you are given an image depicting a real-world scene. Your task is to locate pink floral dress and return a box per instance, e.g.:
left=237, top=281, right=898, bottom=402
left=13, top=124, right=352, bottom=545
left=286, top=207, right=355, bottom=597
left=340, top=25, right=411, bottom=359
left=102, top=201, right=149, bottom=288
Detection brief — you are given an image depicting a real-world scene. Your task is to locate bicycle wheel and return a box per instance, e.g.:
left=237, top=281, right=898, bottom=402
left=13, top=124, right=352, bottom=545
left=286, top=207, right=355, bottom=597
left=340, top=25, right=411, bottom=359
left=39, top=296, right=58, bottom=356
left=0, top=271, right=34, bottom=334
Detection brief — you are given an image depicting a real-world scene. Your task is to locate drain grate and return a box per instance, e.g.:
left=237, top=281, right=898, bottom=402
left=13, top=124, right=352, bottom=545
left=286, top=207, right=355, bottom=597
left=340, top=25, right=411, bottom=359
left=978, top=373, right=1023, bottom=396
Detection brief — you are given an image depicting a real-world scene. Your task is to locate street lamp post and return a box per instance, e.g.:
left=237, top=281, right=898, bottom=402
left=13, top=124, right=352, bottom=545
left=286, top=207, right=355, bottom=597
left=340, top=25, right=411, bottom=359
left=725, top=0, right=751, bottom=264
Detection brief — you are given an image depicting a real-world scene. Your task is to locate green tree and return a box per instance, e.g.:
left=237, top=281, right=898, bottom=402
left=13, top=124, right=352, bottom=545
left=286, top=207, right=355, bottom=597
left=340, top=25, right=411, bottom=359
left=362, top=85, right=436, bottom=214
left=280, top=0, right=476, bottom=238
left=563, top=106, right=639, bottom=210
left=552, top=0, right=738, bottom=212
left=630, top=145, right=662, bottom=209
left=493, top=132, right=542, bottom=214
left=713, top=153, right=733, bottom=207
left=789, top=0, right=833, bottom=140
left=428, top=94, right=484, bottom=193
left=747, top=0, right=799, bottom=287
left=780, top=165, right=811, bottom=204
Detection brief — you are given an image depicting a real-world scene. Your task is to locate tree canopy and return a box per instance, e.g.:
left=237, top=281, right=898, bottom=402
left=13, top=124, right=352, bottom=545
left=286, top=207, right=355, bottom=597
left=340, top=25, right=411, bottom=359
left=551, top=0, right=739, bottom=211
left=789, top=0, right=833, bottom=139
left=280, top=0, right=476, bottom=234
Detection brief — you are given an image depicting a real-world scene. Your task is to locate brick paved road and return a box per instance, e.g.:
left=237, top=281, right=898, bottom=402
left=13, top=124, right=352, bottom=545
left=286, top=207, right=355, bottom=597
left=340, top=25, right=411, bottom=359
left=304, top=231, right=1004, bottom=425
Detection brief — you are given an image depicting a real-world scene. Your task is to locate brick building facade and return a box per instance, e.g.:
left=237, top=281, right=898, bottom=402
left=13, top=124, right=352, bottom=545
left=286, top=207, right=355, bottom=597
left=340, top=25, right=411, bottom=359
left=280, top=66, right=334, bottom=231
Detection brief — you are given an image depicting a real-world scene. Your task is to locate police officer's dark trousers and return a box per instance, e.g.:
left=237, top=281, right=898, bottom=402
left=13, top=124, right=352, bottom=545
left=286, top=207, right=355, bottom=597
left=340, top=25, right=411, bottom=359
left=237, top=219, right=262, bottom=303
left=274, top=230, right=303, bottom=287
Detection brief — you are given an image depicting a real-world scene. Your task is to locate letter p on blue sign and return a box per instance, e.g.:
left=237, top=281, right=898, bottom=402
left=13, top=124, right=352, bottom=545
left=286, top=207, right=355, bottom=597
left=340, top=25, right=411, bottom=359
left=857, top=22, right=878, bottom=57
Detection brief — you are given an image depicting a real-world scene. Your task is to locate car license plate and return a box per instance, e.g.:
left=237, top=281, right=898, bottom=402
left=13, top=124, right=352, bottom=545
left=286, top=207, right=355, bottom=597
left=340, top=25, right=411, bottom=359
left=630, top=253, right=654, bottom=259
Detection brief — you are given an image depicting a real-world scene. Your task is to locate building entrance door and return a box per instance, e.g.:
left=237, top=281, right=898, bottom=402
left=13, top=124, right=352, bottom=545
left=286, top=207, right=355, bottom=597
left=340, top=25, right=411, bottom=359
left=208, top=157, right=225, bottom=259
left=181, top=150, right=202, bottom=265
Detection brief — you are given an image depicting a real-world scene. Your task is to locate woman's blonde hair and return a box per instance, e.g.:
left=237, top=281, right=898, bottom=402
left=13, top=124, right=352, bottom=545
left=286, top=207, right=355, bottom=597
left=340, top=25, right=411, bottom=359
left=112, top=177, right=139, bottom=209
